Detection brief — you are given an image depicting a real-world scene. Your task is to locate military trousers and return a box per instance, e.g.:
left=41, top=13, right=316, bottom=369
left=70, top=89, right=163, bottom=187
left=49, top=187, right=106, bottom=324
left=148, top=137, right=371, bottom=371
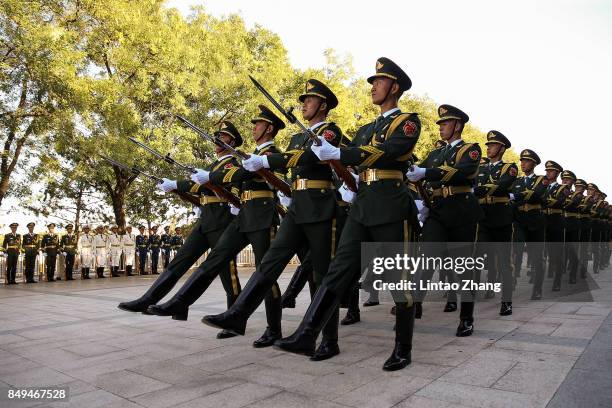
left=477, top=222, right=513, bottom=301
left=46, top=252, right=57, bottom=281
left=515, top=223, right=545, bottom=294
left=6, top=250, right=18, bottom=283
left=545, top=214, right=565, bottom=288
left=24, top=251, right=37, bottom=282
left=65, top=253, right=75, bottom=280
left=150, top=248, right=160, bottom=274
left=144, top=220, right=237, bottom=303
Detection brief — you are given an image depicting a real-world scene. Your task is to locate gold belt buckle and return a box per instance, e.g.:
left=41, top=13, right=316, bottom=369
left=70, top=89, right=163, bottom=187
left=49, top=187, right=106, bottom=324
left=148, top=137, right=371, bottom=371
left=296, top=179, right=307, bottom=190
left=242, top=190, right=252, bottom=201
left=442, top=186, right=451, bottom=198
left=366, top=169, right=378, bottom=183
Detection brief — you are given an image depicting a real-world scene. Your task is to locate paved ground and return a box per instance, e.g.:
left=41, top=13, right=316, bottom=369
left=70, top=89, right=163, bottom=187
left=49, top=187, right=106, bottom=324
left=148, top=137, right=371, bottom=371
left=0, top=265, right=611, bottom=408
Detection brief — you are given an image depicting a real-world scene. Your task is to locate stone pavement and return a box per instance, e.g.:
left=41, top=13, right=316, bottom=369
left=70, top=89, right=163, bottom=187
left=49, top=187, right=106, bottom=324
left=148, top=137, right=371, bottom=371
left=0, top=266, right=611, bottom=408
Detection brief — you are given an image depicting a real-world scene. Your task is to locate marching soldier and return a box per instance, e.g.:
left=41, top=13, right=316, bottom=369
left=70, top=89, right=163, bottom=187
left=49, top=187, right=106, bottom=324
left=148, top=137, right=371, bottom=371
left=561, top=171, right=582, bottom=284
left=118, top=122, right=243, bottom=324
left=122, top=225, right=136, bottom=276
left=408, top=104, right=483, bottom=335
left=205, top=58, right=421, bottom=370
left=575, top=180, right=591, bottom=278
left=78, top=225, right=94, bottom=279
left=161, top=226, right=172, bottom=269
left=135, top=225, right=149, bottom=275
left=108, top=225, right=122, bottom=277
left=22, top=222, right=39, bottom=283
left=474, top=131, right=518, bottom=315
left=93, top=225, right=109, bottom=278
left=2, top=223, right=21, bottom=284
left=60, top=224, right=78, bottom=280
left=511, top=149, right=549, bottom=299
left=148, top=114, right=287, bottom=344
left=41, top=223, right=59, bottom=281
left=148, top=225, right=161, bottom=275
left=543, top=160, right=569, bottom=291
left=591, top=189, right=607, bottom=273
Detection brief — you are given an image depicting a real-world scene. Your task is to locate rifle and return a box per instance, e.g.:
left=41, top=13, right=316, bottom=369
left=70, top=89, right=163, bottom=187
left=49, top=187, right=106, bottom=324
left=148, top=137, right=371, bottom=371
left=99, top=155, right=201, bottom=207
left=248, top=75, right=358, bottom=192
left=127, top=137, right=241, bottom=208
left=175, top=115, right=292, bottom=197
left=408, top=160, right=432, bottom=208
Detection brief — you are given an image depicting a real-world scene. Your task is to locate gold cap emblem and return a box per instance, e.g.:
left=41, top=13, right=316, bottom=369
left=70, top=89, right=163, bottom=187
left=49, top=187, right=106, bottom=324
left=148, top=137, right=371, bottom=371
left=439, top=106, right=447, bottom=115
left=221, top=122, right=227, bottom=129
left=376, top=60, right=383, bottom=70
left=306, top=81, right=314, bottom=91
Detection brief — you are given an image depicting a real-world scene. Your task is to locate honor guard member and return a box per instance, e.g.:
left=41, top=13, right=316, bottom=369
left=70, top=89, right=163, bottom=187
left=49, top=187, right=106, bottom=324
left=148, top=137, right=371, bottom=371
left=543, top=160, right=569, bottom=291
left=135, top=226, right=149, bottom=274
left=149, top=113, right=288, bottom=345
left=574, top=179, right=590, bottom=278
left=205, top=58, right=421, bottom=370
left=93, top=225, right=109, bottom=278
left=561, top=171, right=582, bottom=284
left=474, top=131, right=518, bottom=315
left=60, top=224, right=78, bottom=280
left=22, top=222, right=39, bottom=283
left=591, top=189, right=607, bottom=272
left=41, top=223, right=59, bottom=281
left=108, top=225, right=122, bottom=277
left=122, top=225, right=136, bottom=276
left=170, top=227, right=183, bottom=255
left=408, top=104, right=483, bottom=335
left=118, top=122, right=242, bottom=325
left=2, top=223, right=21, bottom=284
left=78, top=225, right=94, bottom=279
left=148, top=226, right=161, bottom=275
left=511, top=149, right=549, bottom=299
left=161, top=226, right=172, bottom=269
left=204, top=79, right=348, bottom=359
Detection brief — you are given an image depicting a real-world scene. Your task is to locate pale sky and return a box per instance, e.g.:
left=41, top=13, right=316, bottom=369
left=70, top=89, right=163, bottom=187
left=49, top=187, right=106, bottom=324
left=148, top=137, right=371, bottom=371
left=2, top=0, right=611, bottom=231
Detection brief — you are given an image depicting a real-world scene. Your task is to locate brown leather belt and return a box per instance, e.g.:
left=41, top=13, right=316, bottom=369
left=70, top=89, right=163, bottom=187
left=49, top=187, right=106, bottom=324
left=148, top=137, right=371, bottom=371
left=292, top=179, right=333, bottom=191
left=241, top=190, right=274, bottom=201
left=200, top=196, right=228, bottom=205
left=478, top=196, right=510, bottom=205
left=359, top=169, right=403, bottom=183
left=518, top=204, right=542, bottom=212
left=432, top=186, right=473, bottom=198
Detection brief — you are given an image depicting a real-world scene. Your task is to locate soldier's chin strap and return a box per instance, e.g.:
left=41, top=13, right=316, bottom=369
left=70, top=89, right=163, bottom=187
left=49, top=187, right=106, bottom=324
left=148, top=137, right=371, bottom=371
left=380, top=79, right=396, bottom=111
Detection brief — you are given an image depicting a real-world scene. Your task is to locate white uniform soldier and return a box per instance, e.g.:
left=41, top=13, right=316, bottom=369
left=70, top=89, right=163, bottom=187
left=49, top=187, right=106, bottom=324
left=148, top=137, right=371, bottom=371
left=78, top=225, right=94, bottom=279
left=93, top=225, right=109, bottom=278
left=122, top=225, right=136, bottom=276
left=108, top=225, right=122, bottom=277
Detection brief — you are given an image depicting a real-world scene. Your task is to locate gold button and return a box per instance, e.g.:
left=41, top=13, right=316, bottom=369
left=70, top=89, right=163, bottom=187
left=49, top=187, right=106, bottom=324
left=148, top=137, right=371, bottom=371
left=396, top=182, right=400, bottom=187
left=321, top=189, right=325, bottom=193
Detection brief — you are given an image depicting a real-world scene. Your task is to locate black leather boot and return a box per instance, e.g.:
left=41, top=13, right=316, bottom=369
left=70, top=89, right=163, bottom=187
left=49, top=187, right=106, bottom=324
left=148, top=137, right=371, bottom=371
left=111, top=266, right=120, bottom=277
left=96, top=267, right=105, bottom=278
left=383, top=303, right=414, bottom=371
left=341, top=286, right=360, bottom=325
left=456, top=302, right=474, bottom=337
left=118, top=268, right=184, bottom=313
left=126, top=265, right=133, bottom=276
left=253, top=289, right=282, bottom=348
left=273, top=285, right=340, bottom=357
left=281, top=265, right=310, bottom=309
left=414, top=301, right=422, bottom=319
left=147, top=299, right=188, bottom=320
left=311, top=306, right=340, bottom=361
left=202, top=271, right=275, bottom=336
left=499, top=302, right=512, bottom=316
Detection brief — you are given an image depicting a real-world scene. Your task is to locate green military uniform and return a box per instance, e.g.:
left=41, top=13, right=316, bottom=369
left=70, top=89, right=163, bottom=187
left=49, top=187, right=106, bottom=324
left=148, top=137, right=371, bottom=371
left=474, top=131, right=517, bottom=314
left=576, top=180, right=593, bottom=278
left=203, top=77, right=356, bottom=361
left=149, top=113, right=290, bottom=344
left=160, top=227, right=172, bottom=269
left=41, top=224, right=59, bottom=281
left=542, top=160, right=569, bottom=291
left=60, top=225, right=78, bottom=280
left=416, top=104, right=483, bottom=336
left=22, top=222, right=39, bottom=283
left=3, top=223, right=21, bottom=284
left=148, top=227, right=161, bottom=275
left=511, top=150, right=549, bottom=299
left=170, top=229, right=183, bottom=252
left=118, top=142, right=241, bottom=316
left=561, top=171, right=582, bottom=284
left=591, top=195, right=607, bottom=272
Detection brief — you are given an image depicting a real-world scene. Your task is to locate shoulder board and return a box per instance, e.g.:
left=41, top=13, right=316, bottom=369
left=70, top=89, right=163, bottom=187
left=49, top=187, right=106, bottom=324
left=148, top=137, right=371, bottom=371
left=386, top=112, right=418, bottom=137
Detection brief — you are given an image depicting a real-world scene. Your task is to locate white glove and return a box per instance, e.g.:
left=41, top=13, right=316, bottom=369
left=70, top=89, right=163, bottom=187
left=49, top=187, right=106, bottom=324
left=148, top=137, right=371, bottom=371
left=193, top=206, right=202, bottom=217
left=406, top=166, right=426, bottom=182
left=0, top=252, right=5, bottom=258
left=230, top=204, right=240, bottom=216
left=415, top=199, right=429, bottom=224
left=62, top=252, right=67, bottom=256
left=191, top=168, right=209, bottom=184
left=414, top=199, right=425, bottom=213
left=242, top=154, right=269, bottom=171
left=278, top=190, right=292, bottom=207
left=339, top=173, right=359, bottom=203
left=310, top=136, right=340, bottom=161
left=509, top=193, right=515, bottom=201
left=158, top=178, right=177, bottom=192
